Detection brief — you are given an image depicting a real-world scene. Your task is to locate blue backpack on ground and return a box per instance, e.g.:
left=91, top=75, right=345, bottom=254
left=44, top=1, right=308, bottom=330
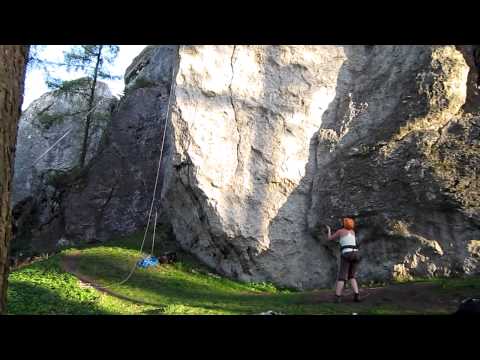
left=137, top=256, right=159, bottom=269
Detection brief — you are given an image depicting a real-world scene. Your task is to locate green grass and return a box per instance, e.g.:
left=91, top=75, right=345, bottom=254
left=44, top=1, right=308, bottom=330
left=7, top=232, right=480, bottom=315
left=7, top=255, right=147, bottom=315
left=71, top=244, right=316, bottom=315
left=393, top=275, right=480, bottom=293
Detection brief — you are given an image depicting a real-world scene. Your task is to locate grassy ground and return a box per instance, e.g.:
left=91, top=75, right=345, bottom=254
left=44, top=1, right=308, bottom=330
left=6, top=232, right=480, bottom=315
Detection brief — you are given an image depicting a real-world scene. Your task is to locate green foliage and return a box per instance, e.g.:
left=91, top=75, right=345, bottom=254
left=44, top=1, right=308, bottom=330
left=37, top=112, right=64, bottom=129
left=60, top=45, right=120, bottom=169
left=44, top=169, right=68, bottom=187
left=56, top=77, right=91, bottom=94
left=44, top=166, right=88, bottom=189
left=247, top=281, right=295, bottom=293
left=363, top=280, right=389, bottom=287
left=7, top=257, right=102, bottom=315
left=63, top=46, right=119, bottom=75
left=47, top=45, right=120, bottom=92
left=7, top=256, right=145, bottom=315
left=415, top=276, right=480, bottom=292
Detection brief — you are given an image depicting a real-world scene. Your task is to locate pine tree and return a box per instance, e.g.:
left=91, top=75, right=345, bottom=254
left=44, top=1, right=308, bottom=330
left=47, top=45, right=120, bottom=168
left=0, top=45, right=29, bottom=314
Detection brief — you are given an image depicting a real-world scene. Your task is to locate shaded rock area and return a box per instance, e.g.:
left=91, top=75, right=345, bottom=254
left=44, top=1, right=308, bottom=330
left=308, top=46, right=480, bottom=284
left=61, top=46, right=178, bottom=243
left=11, top=46, right=179, bottom=256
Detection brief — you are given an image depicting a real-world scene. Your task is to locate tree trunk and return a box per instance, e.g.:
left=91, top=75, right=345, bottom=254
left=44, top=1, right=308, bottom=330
left=0, top=45, right=29, bottom=314
left=79, top=45, right=103, bottom=168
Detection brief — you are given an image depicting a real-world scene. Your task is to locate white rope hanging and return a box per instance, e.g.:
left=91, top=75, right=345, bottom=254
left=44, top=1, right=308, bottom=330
left=94, top=50, right=178, bottom=289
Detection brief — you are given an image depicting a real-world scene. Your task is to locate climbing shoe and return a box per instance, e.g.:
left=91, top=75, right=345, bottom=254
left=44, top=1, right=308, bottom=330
left=354, top=293, right=362, bottom=302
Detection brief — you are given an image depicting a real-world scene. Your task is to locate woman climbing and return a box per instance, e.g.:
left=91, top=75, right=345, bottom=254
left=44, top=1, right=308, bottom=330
left=326, top=218, right=362, bottom=303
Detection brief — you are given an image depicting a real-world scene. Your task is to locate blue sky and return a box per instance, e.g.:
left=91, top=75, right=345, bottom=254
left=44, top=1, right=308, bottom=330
left=23, top=45, right=147, bottom=109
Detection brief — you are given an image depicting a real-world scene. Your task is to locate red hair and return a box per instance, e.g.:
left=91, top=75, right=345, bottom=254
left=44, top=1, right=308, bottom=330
left=343, top=218, right=355, bottom=230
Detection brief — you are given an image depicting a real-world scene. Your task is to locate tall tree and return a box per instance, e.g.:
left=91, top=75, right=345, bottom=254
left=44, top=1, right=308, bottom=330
left=0, top=45, right=29, bottom=314
left=47, top=45, right=120, bottom=168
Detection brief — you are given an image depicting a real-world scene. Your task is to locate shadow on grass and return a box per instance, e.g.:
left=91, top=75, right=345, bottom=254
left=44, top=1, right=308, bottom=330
left=7, top=281, right=112, bottom=315
left=74, top=252, right=319, bottom=314
left=81, top=231, right=210, bottom=272
left=68, top=233, right=480, bottom=315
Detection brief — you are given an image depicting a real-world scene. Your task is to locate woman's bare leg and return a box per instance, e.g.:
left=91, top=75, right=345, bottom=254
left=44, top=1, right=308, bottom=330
left=350, top=278, right=359, bottom=294
left=335, top=280, right=345, bottom=296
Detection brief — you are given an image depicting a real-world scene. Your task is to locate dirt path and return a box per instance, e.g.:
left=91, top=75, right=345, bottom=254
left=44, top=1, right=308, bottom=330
left=60, top=252, right=163, bottom=307
left=303, top=281, right=463, bottom=313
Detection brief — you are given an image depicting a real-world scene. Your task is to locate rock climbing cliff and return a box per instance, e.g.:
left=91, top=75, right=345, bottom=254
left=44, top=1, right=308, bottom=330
left=163, top=45, right=480, bottom=289
left=12, top=45, right=480, bottom=290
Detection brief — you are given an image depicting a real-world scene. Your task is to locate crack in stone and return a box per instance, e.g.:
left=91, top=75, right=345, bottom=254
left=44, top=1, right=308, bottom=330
left=94, top=181, right=118, bottom=237
left=430, top=118, right=455, bottom=151
left=305, top=133, right=319, bottom=231
left=173, top=49, right=254, bottom=274
left=229, top=45, right=241, bottom=177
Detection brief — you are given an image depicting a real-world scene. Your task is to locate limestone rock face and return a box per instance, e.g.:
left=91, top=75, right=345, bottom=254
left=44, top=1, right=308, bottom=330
left=11, top=81, right=115, bottom=255
left=12, top=81, right=114, bottom=205
left=308, top=45, right=480, bottom=283
left=163, top=45, right=480, bottom=289
left=164, top=45, right=352, bottom=288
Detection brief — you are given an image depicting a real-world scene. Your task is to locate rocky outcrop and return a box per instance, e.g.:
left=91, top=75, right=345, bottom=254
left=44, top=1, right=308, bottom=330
left=13, top=80, right=114, bottom=205
left=125, top=46, right=177, bottom=92
left=11, top=80, right=115, bottom=255
left=308, top=46, right=480, bottom=284
left=54, top=46, right=178, bottom=242
left=163, top=45, right=480, bottom=289
left=12, top=46, right=178, bottom=256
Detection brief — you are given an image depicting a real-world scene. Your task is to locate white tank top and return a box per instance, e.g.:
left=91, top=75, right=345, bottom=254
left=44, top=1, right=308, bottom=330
left=339, top=231, right=357, bottom=254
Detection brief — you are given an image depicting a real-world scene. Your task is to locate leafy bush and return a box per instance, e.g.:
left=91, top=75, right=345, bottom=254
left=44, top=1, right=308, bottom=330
left=53, top=77, right=92, bottom=96
left=37, top=112, right=65, bottom=129
left=44, top=166, right=88, bottom=188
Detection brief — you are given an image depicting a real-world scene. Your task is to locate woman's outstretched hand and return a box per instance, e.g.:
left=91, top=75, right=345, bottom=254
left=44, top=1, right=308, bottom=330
left=325, top=225, right=331, bottom=240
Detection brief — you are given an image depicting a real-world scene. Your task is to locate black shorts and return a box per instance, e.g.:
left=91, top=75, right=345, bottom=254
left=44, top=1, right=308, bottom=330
left=338, top=251, right=360, bottom=281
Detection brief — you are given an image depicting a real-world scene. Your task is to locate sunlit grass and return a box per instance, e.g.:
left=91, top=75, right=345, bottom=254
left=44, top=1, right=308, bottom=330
left=7, top=232, right=480, bottom=315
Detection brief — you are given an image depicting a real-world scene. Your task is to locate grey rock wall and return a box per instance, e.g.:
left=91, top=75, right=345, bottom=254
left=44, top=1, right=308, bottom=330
left=162, top=45, right=480, bottom=289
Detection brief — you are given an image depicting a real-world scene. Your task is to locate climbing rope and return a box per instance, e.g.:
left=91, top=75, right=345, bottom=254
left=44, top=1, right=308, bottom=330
left=150, top=211, right=158, bottom=256
left=33, top=126, right=74, bottom=165
left=93, top=53, right=178, bottom=289
left=136, top=211, right=160, bottom=269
